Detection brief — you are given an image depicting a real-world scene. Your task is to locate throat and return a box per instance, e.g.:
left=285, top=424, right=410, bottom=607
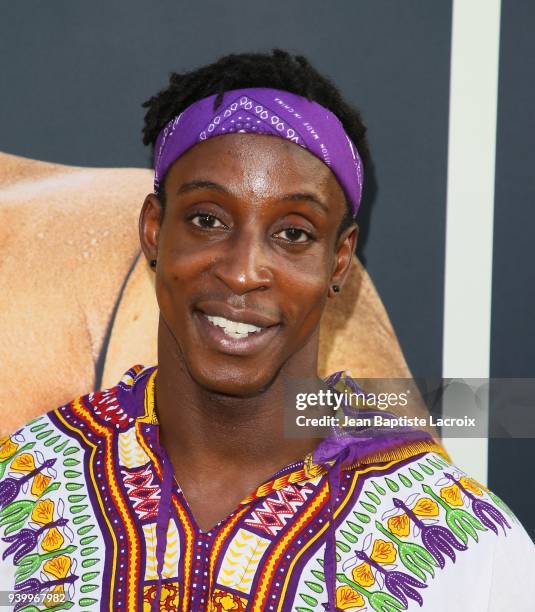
left=174, top=472, right=256, bottom=533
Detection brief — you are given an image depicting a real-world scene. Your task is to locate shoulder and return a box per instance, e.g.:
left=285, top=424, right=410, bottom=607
left=330, top=450, right=535, bottom=610
left=340, top=448, right=533, bottom=554
left=0, top=365, right=155, bottom=589
left=1, top=364, right=152, bottom=449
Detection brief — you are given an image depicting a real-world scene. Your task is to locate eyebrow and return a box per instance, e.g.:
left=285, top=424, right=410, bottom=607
left=176, top=179, right=329, bottom=213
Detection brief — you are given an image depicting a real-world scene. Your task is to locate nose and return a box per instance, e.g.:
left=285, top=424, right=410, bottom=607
left=211, top=227, right=273, bottom=295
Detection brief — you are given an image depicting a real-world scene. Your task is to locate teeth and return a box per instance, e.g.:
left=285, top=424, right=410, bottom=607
left=204, top=314, right=263, bottom=338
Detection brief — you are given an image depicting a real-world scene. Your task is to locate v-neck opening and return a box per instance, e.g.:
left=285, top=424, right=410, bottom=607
left=136, top=367, right=331, bottom=537
left=163, top=448, right=315, bottom=537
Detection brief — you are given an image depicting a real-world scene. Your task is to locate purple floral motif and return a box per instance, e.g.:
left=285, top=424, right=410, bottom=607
left=392, top=498, right=467, bottom=569
left=0, top=458, right=56, bottom=509
left=444, top=473, right=511, bottom=536
left=13, top=574, right=78, bottom=612
left=2, top=517, right=68, bottom=563
left=354, top=548, right=427, bottom=607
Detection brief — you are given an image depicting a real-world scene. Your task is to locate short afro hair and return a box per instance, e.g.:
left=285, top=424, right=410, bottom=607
left=142, top=49, right=369, bottom=238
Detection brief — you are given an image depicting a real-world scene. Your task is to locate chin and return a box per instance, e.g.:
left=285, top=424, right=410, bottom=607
left=190, top=360, right=279, bottom=398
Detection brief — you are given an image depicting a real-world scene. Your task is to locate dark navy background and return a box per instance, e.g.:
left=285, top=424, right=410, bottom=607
left=489, top=0, right=535, bottom=538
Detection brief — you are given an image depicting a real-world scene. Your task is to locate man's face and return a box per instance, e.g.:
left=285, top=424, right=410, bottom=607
left=141, top=133, right=356, bottom=396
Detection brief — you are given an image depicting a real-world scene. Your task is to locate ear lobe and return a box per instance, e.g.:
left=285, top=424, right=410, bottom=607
left=328, top=284, right=341, bottom=298
left=329, top=223, right=359, bottom=296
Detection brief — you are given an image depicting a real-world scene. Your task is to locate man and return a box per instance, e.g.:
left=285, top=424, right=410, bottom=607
left=0, top=151, right=421, bottom=437
left=0, top=50, right=533, bottom=611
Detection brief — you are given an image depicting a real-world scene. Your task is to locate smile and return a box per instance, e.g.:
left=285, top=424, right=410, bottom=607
left=204, top=314, right=264, bottom=339
left=193, top=311, right=281, bottom=356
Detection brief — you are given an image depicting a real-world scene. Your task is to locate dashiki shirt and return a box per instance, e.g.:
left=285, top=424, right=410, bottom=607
left=0, top=365, right=533, bottom=611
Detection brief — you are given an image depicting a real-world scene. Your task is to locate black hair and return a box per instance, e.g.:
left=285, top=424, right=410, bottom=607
left=142, top=49, right=369, bottom=239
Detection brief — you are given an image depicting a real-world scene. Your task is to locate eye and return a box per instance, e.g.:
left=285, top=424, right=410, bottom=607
left=274, top=227, right=313, bottom=243
left=189, top=213, right=226, bottom=229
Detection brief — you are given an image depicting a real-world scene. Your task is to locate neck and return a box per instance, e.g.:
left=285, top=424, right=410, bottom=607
left=155, top=316, right=325, bottom=479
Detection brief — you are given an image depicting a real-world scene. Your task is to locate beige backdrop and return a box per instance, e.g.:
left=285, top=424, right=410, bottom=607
left=0, top=151, right=431, bottom=437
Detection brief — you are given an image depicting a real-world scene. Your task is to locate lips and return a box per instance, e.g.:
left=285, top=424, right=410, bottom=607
left=195, top=301, right=280, bottom=328
left=203, top=314, right=263, bottom=338
left=193, top=309, right=281, bottom=356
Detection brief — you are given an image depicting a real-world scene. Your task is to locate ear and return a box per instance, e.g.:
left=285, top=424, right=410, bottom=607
left=329, top=223, right=359, bottom=295
left=139, top=193, right=163, bottom=263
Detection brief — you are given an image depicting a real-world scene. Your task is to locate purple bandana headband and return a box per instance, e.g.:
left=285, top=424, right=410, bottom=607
left=153, top=87, right=364, bottom=216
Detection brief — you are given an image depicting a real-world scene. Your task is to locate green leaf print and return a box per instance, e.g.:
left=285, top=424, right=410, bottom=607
left=304, top=580, right=324, bottom=593
left=409, top=468, right=424, bottom=481
left=79, top=599, right=98, bottom=607
left=385, top=477, right=399, bottom=492
left=299, top=593, right=318, bottom=606
left=398, top=473, right=412, bottom=488
left=3, top=518, right=28, bottom=536
left=422, top=484, right=487, bottom=544
left=360, top=501, right=377, bottom=513
left=418, top=462, right=434, bottom=475
left=347, top=520, right=364, bottom=534
left=353, top=511, right=371, bottom=524
left=0, top=499, right=34, bottom=528
left=366, top=491, right=382, bottom=505
left=15, top=545, right=77, bottom=582
left=53, top=439, right=69, bottom=453
left=341, top=529, right=359, bottom=543
left=1, top=483, right=61, bottom=533
left=63, top=446, right=81, bottom=456
left=44, top=435, right=61, bottom=447
left=336, top=573, right=405, bottom=611
left=375, top=520, right=437, bottom=581
left=372, top=480, right=386, bottom=496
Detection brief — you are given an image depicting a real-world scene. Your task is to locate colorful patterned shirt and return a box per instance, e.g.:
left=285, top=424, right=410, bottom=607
left=0, top=365, right=533, bottom=611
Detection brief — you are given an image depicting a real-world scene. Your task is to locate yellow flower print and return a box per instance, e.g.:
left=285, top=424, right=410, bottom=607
left=43, top=555, right=71, bottom=579
left=43, top=585, right=64, bottom=609
left=413, top=497, right=439, bottom=517
left=0, top=438, right=18, bottom=461
left=11, top=452, right=35, bottom=472
left=336, top=585, right=365, bottom=609
left=440, top=484, right=463, bottom=506
left=352, top=562, right=375, bottom=586
left=388, top=513, right=410, bottom=537
left=459, top=476, right=484, bottom=496
left=31, top=499, right=55, bottom=524
left=31, top=473, right=52, bottom=497
left=370, top=539, right=397, bottom=564
left=41, top=527, right=64, bottom=552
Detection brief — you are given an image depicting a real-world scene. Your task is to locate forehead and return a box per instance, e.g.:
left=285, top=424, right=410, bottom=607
left=164, top=133, right=346, bottom=204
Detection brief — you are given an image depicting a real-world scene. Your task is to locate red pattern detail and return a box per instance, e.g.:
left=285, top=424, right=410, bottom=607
left=89, top=388, right=134, bottom=430
left=121, top=465, right=161, bottom=520
left=244, top=484, right=314, bottom=536
left=143, top=582, right=179, bottom=610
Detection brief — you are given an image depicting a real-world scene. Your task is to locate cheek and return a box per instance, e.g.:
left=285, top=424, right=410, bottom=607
left=154, top=237, right=209, bottom=318
left=279, top=262, right=330, bottom=331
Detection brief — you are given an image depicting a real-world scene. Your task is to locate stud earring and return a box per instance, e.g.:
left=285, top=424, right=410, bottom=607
left=332, top=284, right=340, bottom=293
left=150, top=259, right=157, bottom=269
